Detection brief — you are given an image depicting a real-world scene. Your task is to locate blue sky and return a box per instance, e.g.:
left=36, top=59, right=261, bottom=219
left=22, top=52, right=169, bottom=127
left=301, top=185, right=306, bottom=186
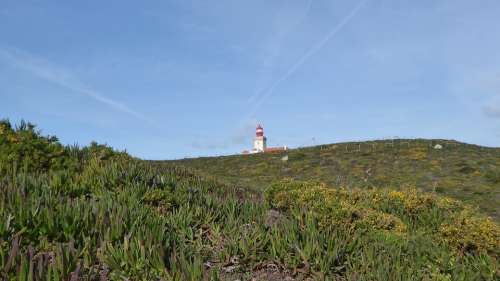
left=1, top=0, right=499, bottom=159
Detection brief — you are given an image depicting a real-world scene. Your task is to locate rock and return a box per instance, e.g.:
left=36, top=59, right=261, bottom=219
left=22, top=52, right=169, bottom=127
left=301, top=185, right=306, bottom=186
left=222, top=265, right=239, bottom=273
left=203, top=261, right=214, bottom=269
left=434, top=144, right=443, bottom=150
left=264, top=209, right=283, bottom=228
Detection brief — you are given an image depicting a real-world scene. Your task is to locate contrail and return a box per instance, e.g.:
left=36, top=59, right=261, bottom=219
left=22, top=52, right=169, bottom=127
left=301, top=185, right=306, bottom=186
left=247, top=0, right=314, bottom=105
left=0, top=47, right=155, bottom=124
left=246, top=0, right=369, bottom=119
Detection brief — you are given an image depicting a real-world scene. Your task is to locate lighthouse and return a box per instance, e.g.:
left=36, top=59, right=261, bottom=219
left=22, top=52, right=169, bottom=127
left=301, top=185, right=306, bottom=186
left=241, top=124, right=287, bottom=154
left=253, top=124, right=267, bottom=152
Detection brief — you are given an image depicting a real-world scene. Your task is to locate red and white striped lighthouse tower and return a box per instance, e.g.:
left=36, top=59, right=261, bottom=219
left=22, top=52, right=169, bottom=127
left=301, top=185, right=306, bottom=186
left=256, top=124, right=264, bottom=137
left=253, top=124, right=267, bottom=152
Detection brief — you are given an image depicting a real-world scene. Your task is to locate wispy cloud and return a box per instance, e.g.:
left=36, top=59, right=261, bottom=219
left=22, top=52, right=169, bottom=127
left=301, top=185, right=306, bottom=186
left=190, top=119, right=257, bottom=151
left=246, top=0, right=369, bottom=119
left=483, top=105, right=500, bottom=118
left=0, top=47, right=154, bottom=124
left=247, top=0, right=313, bottom=104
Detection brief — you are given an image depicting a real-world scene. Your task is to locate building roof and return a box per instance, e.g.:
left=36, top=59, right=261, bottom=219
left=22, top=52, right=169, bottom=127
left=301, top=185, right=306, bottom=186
left=264, top=147, right=287, bottom=153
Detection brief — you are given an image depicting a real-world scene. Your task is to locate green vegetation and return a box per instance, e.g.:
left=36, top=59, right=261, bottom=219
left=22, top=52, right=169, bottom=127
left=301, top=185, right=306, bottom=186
left=1, top=120, right=499, bottom=280
left=169, top=139, right=500, bottom=221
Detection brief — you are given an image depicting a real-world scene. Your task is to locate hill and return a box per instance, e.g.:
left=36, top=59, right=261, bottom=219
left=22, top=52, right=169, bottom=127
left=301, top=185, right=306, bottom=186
left=1, top=121, right=499, bottom=280
left=166, top=139, right=500, bottom=221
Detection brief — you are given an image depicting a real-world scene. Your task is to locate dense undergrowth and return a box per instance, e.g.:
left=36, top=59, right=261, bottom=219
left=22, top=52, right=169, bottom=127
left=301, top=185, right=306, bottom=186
left=169, top=139, right=500, bottom=221
left=0, top=120, right=499, bottom=280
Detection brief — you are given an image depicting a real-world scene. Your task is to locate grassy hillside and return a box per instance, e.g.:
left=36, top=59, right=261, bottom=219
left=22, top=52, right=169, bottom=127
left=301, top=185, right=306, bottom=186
left=167, top=139, right=500, bottom=220
left=1, top=121, right=499, bottom=280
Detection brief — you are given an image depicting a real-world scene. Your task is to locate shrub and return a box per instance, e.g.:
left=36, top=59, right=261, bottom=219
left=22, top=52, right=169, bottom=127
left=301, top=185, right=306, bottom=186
left=266, top=180, right=408, bottom=234
left=266, top=179, right=500, bottom=258
left=142, top=189, right=173, bottom=209
left=440, top=208, right=500, bottom=257
left=485, top=170, right=500, bottom=184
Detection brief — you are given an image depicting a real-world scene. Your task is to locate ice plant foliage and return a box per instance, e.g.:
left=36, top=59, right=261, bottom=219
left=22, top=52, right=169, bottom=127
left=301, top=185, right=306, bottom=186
left=0, top=120, right=498, bottom=280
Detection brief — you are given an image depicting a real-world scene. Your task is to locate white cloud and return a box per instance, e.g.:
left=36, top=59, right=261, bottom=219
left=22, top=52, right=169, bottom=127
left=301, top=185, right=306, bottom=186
left=0, top=47, right=155, bottom=124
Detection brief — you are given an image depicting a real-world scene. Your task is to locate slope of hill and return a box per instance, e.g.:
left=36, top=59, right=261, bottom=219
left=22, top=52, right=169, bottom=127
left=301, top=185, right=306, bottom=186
left=167, top=139, right=500, bottom=221
left=1, top=121, right=499, bottom=280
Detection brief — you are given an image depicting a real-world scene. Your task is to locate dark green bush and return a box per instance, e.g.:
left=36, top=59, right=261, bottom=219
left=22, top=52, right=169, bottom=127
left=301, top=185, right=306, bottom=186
left=485, top=170, right=500, bottom=184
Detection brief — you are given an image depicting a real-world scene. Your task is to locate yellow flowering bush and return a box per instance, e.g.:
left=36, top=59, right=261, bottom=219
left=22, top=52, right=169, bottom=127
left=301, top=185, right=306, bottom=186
left=430, top=160, right=441, bottom=171
left=266, top=179, right=408, bottom=235
left=439, top=208, right=500, bottom=257
left=266, top=179, right=500, bottom=257
left=384, top=189, right=444, bottom=216
left=407, top=147, right=428, bottom=160
left=354, top=209, right=407, bottom=233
